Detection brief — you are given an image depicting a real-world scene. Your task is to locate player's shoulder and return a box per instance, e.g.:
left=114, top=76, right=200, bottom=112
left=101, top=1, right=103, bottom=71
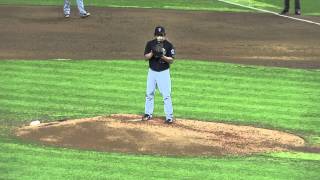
left=147, top=39, right=157, bottom=44
left=164, top=39, right=173, bottom=44
left=146, top=39, right=156, bottom=48
left=164, top=40, right=174, bottom=48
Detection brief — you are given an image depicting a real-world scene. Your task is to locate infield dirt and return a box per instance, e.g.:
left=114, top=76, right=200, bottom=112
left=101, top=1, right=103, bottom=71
left=3, top=5, right=320, bottom=156
left=15, top=114, right=306, bottom=156
left=1, top=5, right=320, bottom=68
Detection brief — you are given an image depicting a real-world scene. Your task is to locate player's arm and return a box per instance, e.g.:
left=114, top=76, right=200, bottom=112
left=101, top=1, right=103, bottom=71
left=161, top=56, right=174, bottom=64
left=144, top=42, right=153, bottom=60
left=144, top=52, right=153, bottom=60
left=161, top=46, right=175, bottom=64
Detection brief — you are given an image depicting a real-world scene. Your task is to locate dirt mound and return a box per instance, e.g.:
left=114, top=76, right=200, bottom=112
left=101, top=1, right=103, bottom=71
left=15, top=114, right=305, bottom=156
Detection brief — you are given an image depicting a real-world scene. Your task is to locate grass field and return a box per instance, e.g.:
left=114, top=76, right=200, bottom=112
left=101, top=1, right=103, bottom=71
left=0, top=60, right=320, bottom=179
left=1, top=60, right=320, bottom=138
left=0, top=0, right=319, bottom=15
left=1, top=141, right=320, bottom=179
left=0, top=0, right=320, bottom=179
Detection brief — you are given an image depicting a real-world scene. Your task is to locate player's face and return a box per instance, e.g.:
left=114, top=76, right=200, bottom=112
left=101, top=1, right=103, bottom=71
left=156, top=34, right=165, bottom=42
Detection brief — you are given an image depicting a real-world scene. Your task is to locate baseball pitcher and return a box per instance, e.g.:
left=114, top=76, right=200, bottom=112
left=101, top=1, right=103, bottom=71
left=142, top=26, right=176, bottom=124
left=63, top=0, right=90, bottom=18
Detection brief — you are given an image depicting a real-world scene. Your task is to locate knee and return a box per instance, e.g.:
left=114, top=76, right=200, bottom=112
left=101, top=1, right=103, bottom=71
left=163, top=95, right=171, bottom=101
left=146, top=91, right=155, bottom=99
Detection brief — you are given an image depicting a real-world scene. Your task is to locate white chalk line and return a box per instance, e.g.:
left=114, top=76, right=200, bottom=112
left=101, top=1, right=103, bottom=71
left=52, top=58, right=72, bottom=61
left=218, top=0, right=320, bottom=26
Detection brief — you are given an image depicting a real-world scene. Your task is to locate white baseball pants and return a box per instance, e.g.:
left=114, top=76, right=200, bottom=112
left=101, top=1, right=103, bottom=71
left=145, top=68, right=173, bottom=120
left=63, top=0, right=87, bottom=15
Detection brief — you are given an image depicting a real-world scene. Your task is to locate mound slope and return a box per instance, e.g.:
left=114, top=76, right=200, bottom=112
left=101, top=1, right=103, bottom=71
left=15, top=114, right=305, bottom=156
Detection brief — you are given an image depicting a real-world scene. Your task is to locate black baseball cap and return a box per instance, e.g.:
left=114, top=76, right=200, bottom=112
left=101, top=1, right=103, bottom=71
left=154, top=26, right=166, bottom=36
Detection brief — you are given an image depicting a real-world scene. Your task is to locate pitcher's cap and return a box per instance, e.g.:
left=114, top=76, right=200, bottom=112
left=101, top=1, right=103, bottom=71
left=154, top=26, right=166, bottom=36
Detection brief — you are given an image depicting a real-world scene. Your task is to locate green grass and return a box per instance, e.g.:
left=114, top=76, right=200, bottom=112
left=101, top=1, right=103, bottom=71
left=0, top=60, right=319, bottom=179
left=0, top=0, right=319, bottom=15
left=225, top=0, right=320, bottom=15
left=0, top=1, right=319, bottom=178
left=0, top=60, right=319, bottom=139
left=0, top=0, right=248, bottom=12
left=1, top=140, right=320, bottom=179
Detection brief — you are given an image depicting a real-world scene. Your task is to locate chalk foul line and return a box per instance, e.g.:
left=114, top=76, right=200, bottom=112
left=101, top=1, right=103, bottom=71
left=218, top=0, right=320, bottom=26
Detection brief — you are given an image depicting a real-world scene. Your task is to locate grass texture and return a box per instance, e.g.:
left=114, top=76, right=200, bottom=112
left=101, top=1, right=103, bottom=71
left=1, top=140, right=320, bottom=179
left=0, top=60, right=319, bottom=140
left=220, top=0, right=320, bottom=15
left=0, top=60, right=319, bottom=179
left=0, top=0, right=319, bottom=15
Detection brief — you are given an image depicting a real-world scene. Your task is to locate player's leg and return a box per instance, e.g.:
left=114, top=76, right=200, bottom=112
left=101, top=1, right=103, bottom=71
left=280, top=0, right=290, bottom=14
left=295, top=0, right=301, bottom=15
left=76, top=0, right=90, bottom=17
left=145, top=68, right=157, bottom=118
left=156, top=69, right=173, bottom=121
left=284, top=0, right=290, bottom=11
left=63, top=0, right=71, bottom=17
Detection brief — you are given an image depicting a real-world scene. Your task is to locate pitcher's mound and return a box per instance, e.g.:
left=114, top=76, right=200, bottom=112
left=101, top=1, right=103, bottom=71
left=15, top=114, right=305, bottom=156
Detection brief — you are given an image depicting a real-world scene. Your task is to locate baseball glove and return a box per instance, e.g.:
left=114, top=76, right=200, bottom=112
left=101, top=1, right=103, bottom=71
left=152, top=43, right=164, bottom=58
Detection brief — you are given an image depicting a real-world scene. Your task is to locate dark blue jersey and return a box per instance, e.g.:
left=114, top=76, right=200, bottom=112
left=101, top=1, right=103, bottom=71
left=144, top=39, right=175, bottom=72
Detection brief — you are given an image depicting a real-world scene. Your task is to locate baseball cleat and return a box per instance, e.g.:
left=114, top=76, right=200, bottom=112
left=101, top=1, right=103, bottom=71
left=64, top=14, right=70, bottom=18
left=165, top=118, right=173, bottom=124
left=142, top=114, right=152, bottom=121
left=80, top=12, right=91, bottom=18
left=295, top=10, right=301, bottom=15
left=280, top=10, right=289, bottom=15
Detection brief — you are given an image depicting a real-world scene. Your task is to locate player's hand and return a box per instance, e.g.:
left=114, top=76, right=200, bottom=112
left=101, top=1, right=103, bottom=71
left=152, top=43, right=164, bottom=58
left=161, top=55, right=174, bottom=64
left=144, top=51, right=153, bottom=60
